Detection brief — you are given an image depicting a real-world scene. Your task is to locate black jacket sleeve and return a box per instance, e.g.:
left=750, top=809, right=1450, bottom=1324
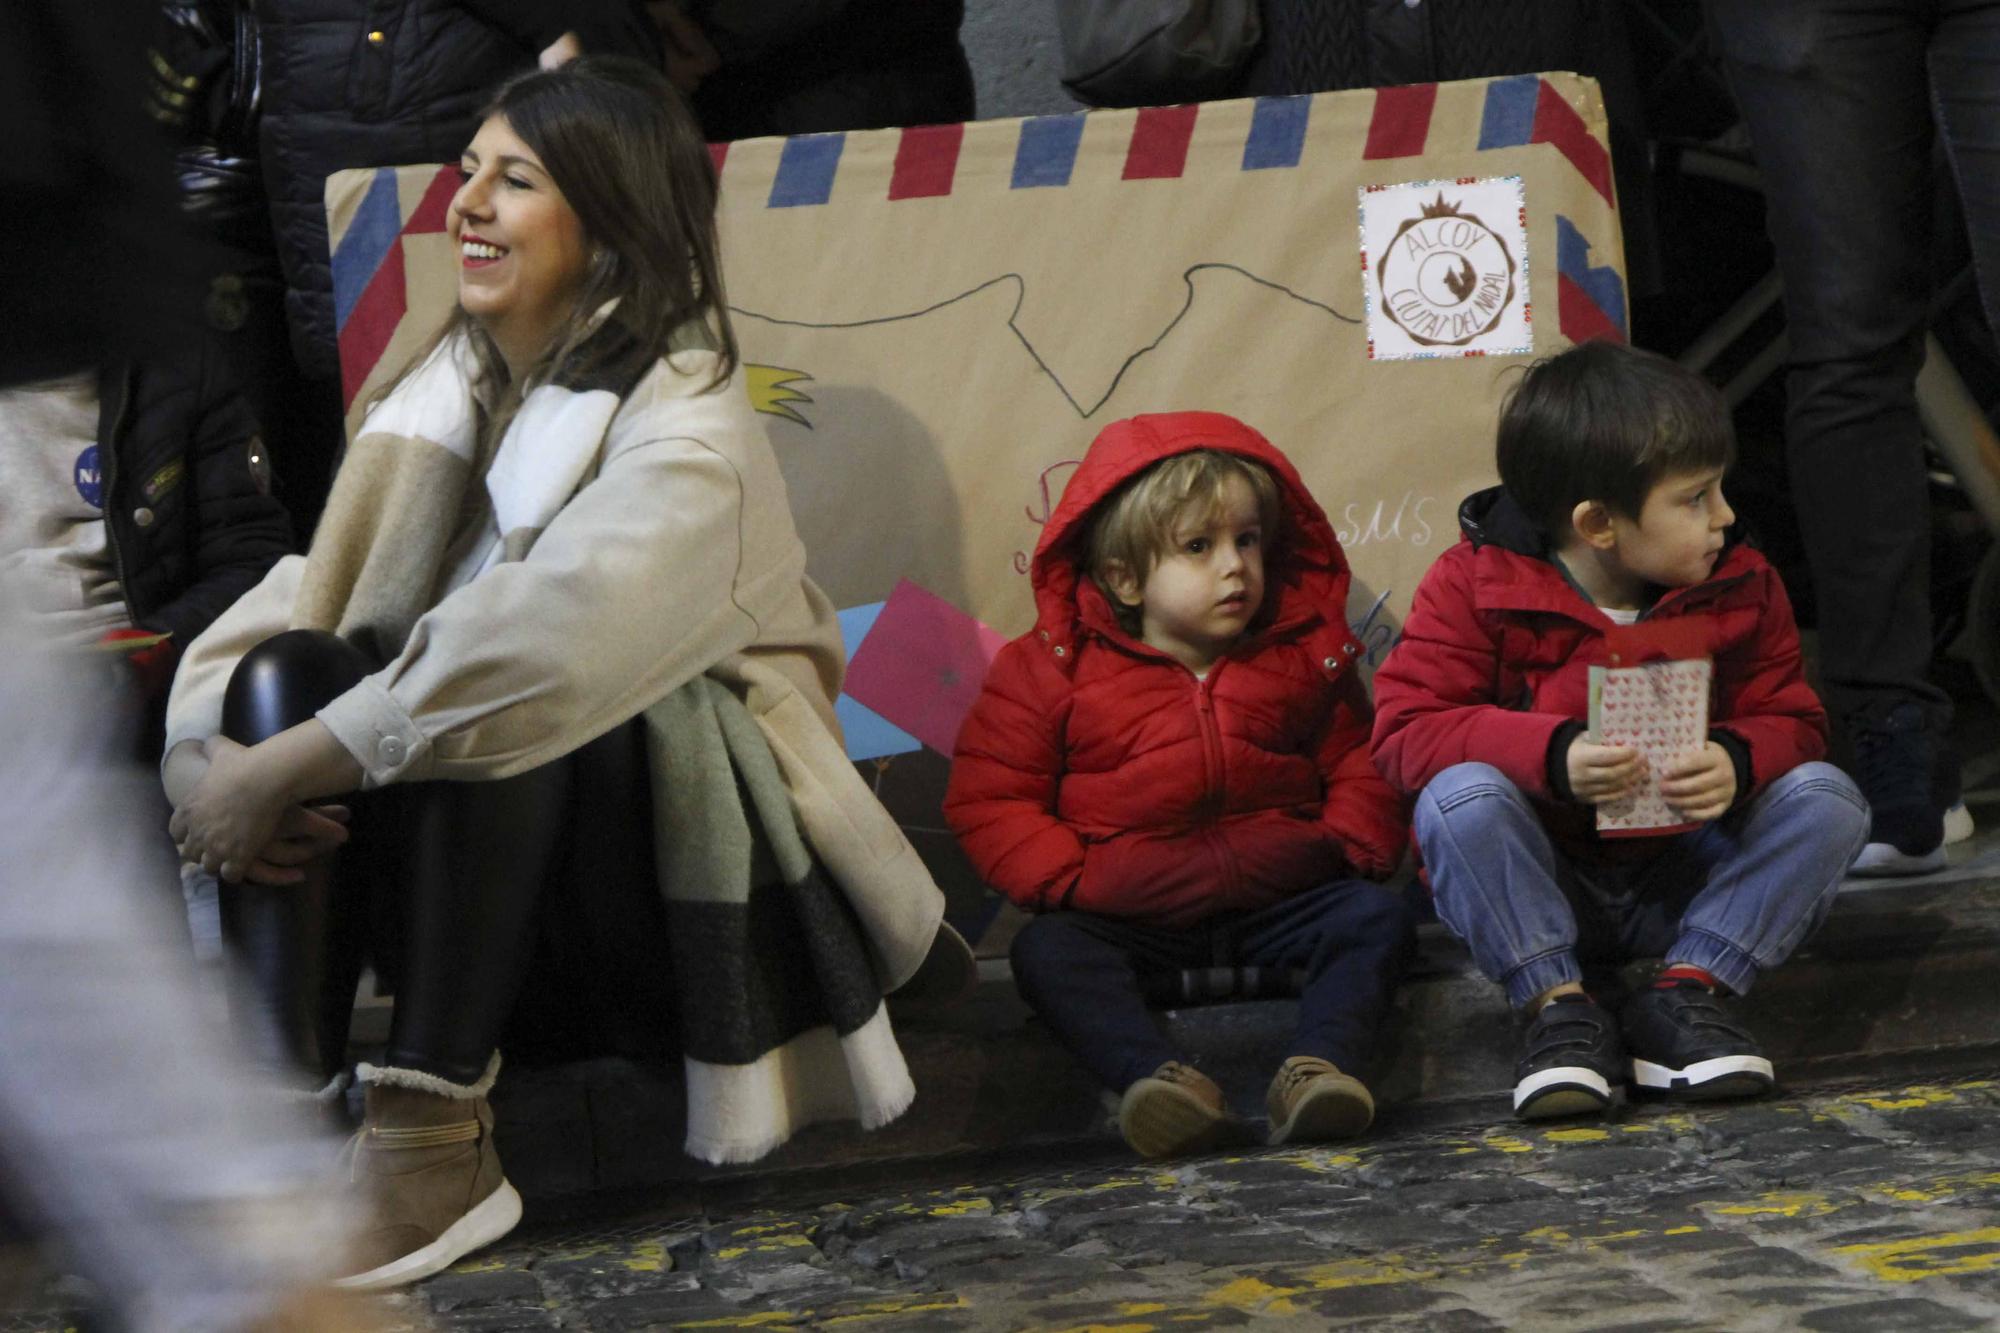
left=134, top=353, right=294, bottom=649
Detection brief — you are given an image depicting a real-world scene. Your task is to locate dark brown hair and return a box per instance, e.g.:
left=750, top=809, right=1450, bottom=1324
left=1496, top=339, right=1735, bottom=542
left=376, top=55, right=737, bottom=433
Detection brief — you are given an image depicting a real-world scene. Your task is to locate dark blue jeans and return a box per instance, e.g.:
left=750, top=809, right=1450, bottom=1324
left=1707, top=0, right=2000, bottom=730
left=1008, top=881, right=1418, bottom=1093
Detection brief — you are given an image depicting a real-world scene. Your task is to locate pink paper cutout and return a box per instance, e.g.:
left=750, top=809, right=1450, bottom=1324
left=842, top=578, right=1009, bottom=755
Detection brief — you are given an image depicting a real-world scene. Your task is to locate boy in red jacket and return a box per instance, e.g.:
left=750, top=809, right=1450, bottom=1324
left=1371, top=340, right=1869, bottom=1122
left=945, top=411, right=1414, bottom=1158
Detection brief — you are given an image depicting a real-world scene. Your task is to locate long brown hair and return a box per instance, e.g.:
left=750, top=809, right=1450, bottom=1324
left=373, top=55, right=738, bottom=436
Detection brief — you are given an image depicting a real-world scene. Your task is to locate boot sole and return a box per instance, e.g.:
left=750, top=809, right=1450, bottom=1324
left=333, top=1178, right=523, bottom=1291
left=1119, top=1082, right=1229, bottom=1159
left=1850, top=841, right=1947, bottom=877
left=1513, top=1066, right=1614, bottom=1121
left=1632, top=1054, right=1773, bottom=1100
left=1268, top=1080, right=1374, bottom=1145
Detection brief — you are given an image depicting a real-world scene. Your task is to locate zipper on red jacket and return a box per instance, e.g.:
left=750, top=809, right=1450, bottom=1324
left=1190, top=668, right=1245, bottom=899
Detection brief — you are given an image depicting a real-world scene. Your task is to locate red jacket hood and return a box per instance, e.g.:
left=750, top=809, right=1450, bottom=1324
left=1030, top=411, right=1356, bottom=663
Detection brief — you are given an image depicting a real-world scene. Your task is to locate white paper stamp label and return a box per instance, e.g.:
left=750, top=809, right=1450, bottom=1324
left=1360, top=176, right=1531, bottom=360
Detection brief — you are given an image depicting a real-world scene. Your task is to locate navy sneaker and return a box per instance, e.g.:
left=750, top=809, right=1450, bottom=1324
left=1850, top=702, right=1946, bottom=876
left=1514, top=995, right=1625, bottom=1121
left=1622, top=982, right=1774, bottom=1100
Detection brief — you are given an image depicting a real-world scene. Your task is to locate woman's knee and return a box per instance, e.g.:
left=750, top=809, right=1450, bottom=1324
left=222, top=629, right=376, bottom=743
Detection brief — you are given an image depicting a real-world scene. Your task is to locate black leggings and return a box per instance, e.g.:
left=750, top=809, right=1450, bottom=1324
left=218, top=629, right=671, bottom=1087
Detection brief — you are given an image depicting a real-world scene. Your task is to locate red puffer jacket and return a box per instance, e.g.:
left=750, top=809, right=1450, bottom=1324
left=943, top=412, right=1409, bottom=927
left=1371, top=486, right=1827, bottom=846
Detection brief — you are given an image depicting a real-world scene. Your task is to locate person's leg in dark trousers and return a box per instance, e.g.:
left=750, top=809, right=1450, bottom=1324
left=217, top=629, right=377, bottom=1090
left=1707, top=0, right=2000, bottom=864
left=1009, top=913, right=1206, bottom=1093
left=1009, top=912, right=1234, bottom=1157
left=1230, top=881, right=1418, bottom=1075
left=1231, top=881, right=1417, bottom=1143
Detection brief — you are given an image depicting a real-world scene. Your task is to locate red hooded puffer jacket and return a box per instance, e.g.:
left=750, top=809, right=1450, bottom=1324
left=1371, top=486, right=1828, bottom=848
left=943, top=412, right=1409, bottom=928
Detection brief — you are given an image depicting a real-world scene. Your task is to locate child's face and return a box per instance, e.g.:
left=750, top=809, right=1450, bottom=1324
left=1608, top=466, right=1735, bottom=589
left=1117, top=474, right=1267, bottom=672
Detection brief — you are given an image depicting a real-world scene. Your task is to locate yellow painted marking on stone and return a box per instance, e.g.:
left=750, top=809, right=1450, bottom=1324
left=1300, top=1256, right=1442, bottom=1290
left=1483, top=1133, right=1536, bottom=1154
left=1581, top=1229, right=1648, bottom=1248
left=1834, top=1228, right=2000, bottom=1282
left=621, top=1241, right=670, bottom=1273
left=1203, top=1276, right=1303, bottom=1315
left=674, top=1311, right=800, bottom=1328
left=1665, top=1226, right=1702, bottom=1236
left=1709, top=1192, right=1836, bottom=1219
left=1116, top=1305, right=1169, bottom=1316
left=1544, top=1128, right=1610, bottom=1143
left=928, top=1197, right=993, bottom=1217
left=728, top=1222, right=800, bottom=1236
left=714, top=1247, right=747, bottom=1260
left=1841, top=1084, right=1963, bottom=1112
left=1524, top=1226, right=1573, bottom=1243
left=1618, top=1123, right=1658, bottom=1135
left=820, top=1295, right=968, bottom=1324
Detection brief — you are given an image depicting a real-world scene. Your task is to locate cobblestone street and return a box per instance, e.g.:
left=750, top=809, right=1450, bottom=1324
left=346, top=1067, right=2000, bottom=1332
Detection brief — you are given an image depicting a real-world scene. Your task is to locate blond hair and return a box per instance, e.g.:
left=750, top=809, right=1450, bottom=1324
left=1085, top=450, right=1282, bottom=635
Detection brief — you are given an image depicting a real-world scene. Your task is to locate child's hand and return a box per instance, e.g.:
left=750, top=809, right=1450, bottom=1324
left=1566, top=737, right=1646, bottom=805
left=1660, top=741, right=1737, bottom=823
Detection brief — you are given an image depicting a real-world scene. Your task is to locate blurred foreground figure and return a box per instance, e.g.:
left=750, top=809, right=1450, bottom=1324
left=0, top=585, right=394, bottom=1333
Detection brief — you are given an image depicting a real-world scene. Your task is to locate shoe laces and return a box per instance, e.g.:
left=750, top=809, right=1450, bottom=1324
left=335, top=1117, right=482, bottom=1182
left=1274, top=1057, right=1339, bottom=1096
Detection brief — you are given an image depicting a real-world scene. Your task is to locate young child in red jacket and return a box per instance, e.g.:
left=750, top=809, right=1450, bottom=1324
left=945, top=411, right=1415, bottom=1158
left=1371, top=340, right=1869, bottom=1122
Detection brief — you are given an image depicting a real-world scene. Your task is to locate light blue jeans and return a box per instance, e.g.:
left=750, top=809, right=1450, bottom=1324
left=1414, top=761, right=1869, bottom=1008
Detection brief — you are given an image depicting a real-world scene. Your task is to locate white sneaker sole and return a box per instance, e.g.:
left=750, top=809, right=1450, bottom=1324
left=1944, top=802, right=1975, bottom=846
left=1631, top=1054, right=1774, bottom=1100
left=1850, top=840, right=1947, bottom=877
left=333, top=1178, right=523, bottom=1291
left=1513, top=1065, right=1613, bottom=1120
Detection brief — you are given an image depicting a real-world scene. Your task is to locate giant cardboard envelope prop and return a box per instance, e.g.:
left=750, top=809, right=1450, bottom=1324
left=328, top=72, right=1628, bottom=948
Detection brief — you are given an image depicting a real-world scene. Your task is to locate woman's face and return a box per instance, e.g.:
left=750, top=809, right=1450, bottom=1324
left=449, top=114, right=592, bottom=371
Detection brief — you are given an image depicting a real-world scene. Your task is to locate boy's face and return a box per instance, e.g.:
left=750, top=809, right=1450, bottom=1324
left=1112, top=474, right=1267, bottom=672
left=1608, top=466, right=1735, bottom=589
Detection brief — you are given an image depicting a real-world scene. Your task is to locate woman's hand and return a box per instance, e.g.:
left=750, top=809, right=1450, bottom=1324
left=168, top=721, right=365, bottom=883
left=169, top=737, right=292, bottom=883
left=539, top=30, right=583, bottom=69
left=241, top=803, right=352, bottom=885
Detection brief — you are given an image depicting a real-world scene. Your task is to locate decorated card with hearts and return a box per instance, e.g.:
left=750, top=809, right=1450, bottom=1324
left=1588, top=657, right=1712, bottom=837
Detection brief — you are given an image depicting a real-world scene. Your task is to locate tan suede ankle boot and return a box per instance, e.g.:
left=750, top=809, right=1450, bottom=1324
left=333, top=1057, right=520, bottom=1291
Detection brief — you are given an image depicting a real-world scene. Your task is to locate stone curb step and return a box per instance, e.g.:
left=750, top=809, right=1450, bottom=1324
left=488, top=876, right=2000, bottom=1200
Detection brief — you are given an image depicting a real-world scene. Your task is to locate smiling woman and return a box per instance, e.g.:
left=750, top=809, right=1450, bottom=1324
left=449, top=119, right=593, bottom=377
left=159, top=56, right=958, bottom=1293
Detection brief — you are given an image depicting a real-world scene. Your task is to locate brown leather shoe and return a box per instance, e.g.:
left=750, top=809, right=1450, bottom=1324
left=1266, top=1055, right=1374, bottom=1145
left=1118, top=1061, right=1231, bottom=1158
left=332, top=1059, right=521, bottom=1291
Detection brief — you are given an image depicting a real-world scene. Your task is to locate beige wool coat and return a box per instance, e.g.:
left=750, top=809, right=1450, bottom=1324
left=164, top=352, right=943, bottom=992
